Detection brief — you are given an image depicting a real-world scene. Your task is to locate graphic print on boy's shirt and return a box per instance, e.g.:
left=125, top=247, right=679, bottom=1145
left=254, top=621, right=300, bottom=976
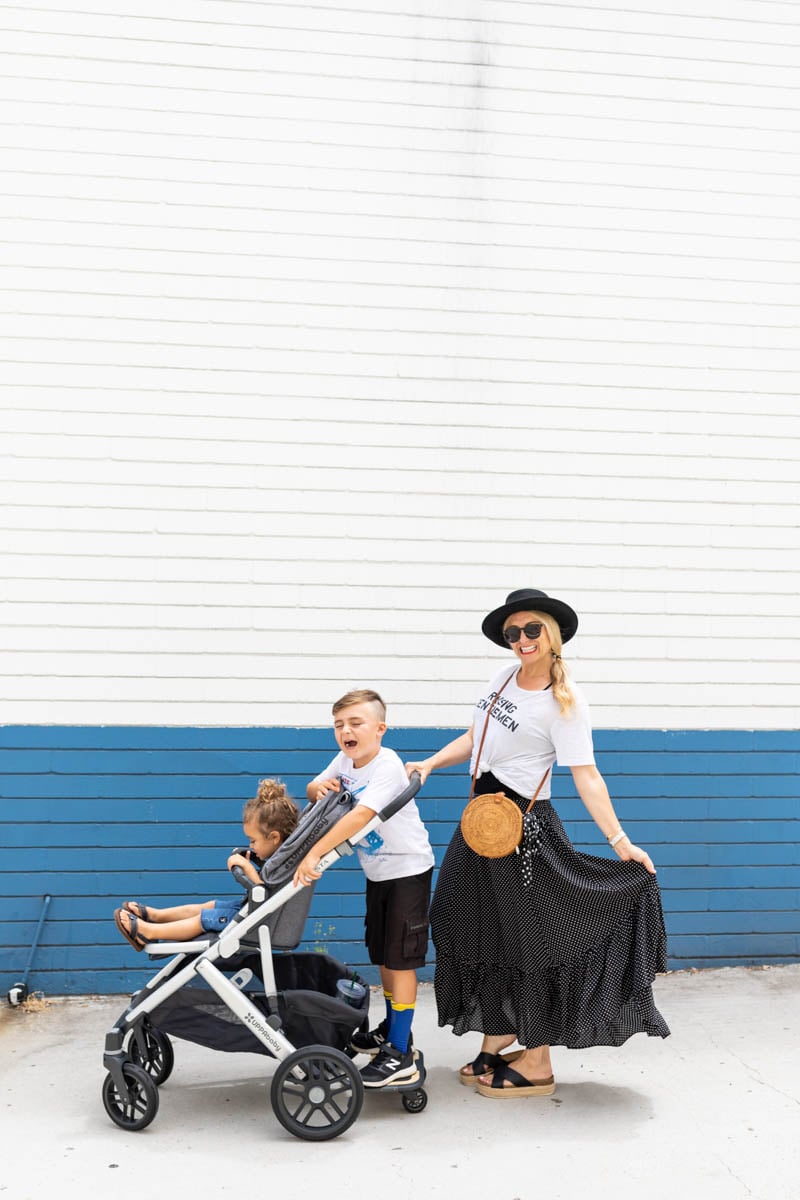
left=339, top=772, right=384, bottom=856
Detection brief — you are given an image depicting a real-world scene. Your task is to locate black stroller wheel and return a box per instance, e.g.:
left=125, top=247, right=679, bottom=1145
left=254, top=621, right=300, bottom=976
left=270, top=1045, right=364, bottom=1141
left=401, top=1088, right=428, bottom=1113
left=129, top=1023, right=174, bottom=1085
left=102, top=1062, right=159, bottom=1131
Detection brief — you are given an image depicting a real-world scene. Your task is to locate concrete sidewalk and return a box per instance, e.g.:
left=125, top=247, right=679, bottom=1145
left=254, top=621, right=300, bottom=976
left=1, top=965, right=798, bottom=1200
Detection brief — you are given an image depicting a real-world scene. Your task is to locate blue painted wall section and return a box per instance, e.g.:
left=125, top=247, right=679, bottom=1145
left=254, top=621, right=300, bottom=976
left=1, top=726, right=798, bottom=997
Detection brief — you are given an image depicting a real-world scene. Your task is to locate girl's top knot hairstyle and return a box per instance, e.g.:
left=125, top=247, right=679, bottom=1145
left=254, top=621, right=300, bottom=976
left=243, top=778, right=299, bottom=842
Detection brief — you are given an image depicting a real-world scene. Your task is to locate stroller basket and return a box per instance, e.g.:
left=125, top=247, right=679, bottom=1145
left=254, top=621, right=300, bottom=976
left=153, top=952, right=369, bottom=1055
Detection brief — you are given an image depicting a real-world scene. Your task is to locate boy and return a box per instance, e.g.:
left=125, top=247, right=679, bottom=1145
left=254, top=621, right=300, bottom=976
left=114, top=779, right=299, bottom=949
left=293, top=689, right=434, bottom=1088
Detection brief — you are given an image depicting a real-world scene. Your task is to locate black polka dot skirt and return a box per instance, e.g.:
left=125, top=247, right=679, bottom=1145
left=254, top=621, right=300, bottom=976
left=430, top=772, right=670, bottom=1049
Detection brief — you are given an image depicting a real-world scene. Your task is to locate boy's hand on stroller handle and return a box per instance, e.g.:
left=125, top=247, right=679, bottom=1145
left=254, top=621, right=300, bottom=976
left=293, top=853, right=323, bottom=889
left=309, top=776, right=340, bottom=803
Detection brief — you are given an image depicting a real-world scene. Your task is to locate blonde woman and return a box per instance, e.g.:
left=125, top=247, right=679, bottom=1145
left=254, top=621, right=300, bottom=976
left=406, top=588, right=669, bottom=1100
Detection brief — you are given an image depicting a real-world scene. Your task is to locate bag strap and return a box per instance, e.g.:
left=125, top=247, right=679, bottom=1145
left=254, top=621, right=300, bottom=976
left=468, top=670, right=516, bottom=802
left=469, top=669, right=552, bottom=810
left=525, top=766, right=551, bottom=814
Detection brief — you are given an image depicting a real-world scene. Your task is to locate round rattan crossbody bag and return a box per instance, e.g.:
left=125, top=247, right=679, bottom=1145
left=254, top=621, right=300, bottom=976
left=460, top=671, right=550, bottom=859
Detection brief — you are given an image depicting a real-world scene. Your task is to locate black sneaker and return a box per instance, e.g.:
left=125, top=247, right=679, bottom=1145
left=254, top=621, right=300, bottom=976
left=360, top=1041, right=417, bottom=1088
left=350, top=1020, right=388, bottom=1057
left=350, top=1021, right=414, bottom=1058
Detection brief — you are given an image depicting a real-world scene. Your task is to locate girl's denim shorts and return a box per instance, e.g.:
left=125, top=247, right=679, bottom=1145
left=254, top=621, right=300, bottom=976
left=200, top=897, right=242, bottom=932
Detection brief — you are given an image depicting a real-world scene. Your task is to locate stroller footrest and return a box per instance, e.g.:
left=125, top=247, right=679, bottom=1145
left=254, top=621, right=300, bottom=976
left=147, top=940, right=212, bottom=956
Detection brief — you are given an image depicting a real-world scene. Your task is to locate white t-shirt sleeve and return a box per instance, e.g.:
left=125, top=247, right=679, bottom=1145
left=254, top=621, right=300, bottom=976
left=355, top=754, right=408, bottom=816
left=312, top=752, right=345, bottom=784
left=549, top=693, right=596, bottom=766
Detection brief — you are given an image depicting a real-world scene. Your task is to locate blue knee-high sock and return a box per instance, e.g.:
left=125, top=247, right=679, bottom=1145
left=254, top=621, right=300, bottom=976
left=387, top=1002, right=415, bottom=1054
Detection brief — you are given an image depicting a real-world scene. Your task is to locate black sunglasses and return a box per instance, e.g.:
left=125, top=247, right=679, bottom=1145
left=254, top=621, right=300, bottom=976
left=502, top=622, right=544, bottom=644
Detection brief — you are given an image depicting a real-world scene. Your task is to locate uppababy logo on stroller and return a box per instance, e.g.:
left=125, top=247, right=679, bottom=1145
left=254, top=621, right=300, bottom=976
left=244, top=1010, right=279, bottom=1048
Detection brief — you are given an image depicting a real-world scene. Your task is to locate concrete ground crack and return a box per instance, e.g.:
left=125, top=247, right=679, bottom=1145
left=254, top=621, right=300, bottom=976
left=713, top=1153, right=755, bottom=1198
left=706, top=1035, right=800, bottom=1108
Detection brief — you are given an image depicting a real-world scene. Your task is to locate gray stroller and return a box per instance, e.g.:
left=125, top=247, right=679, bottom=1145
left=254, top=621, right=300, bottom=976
left=101, top=774, right=427, bottom=1141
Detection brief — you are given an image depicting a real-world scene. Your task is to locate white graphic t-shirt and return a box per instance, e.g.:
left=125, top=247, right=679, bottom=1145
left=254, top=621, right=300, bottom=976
left=312, top=745, right=434, bottom=882
left=469, top=666, right=596, bottom=800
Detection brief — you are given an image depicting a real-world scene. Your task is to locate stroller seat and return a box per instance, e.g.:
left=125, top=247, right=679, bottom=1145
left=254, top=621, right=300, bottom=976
left=144, top=786, right=355, bottom=959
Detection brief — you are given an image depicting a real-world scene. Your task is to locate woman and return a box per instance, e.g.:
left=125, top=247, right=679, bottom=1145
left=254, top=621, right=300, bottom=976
left=407, top=588, right=669, bottom=1099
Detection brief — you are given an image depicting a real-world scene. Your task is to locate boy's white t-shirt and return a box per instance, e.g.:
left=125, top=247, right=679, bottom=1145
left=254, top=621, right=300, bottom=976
left=313, top=745, right=434, bottom=882
left=469, top=666, right=596, bottom=800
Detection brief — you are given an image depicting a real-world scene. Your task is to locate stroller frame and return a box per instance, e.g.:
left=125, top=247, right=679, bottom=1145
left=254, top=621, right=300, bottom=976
left=101, top=773, right=428, bottom=1140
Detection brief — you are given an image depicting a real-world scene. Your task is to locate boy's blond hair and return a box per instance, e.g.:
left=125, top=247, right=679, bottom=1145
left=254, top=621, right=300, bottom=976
left=332, top=688, right=386, bottom=722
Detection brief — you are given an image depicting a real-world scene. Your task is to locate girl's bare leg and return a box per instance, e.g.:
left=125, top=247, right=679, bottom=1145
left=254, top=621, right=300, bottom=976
left=126, top=901, right=214, bottom=923
left=118, top=909, right=206, bottom=943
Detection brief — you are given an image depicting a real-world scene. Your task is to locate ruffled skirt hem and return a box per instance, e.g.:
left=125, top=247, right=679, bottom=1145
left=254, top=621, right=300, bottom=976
left=433, top=885, right=669, bottom=1048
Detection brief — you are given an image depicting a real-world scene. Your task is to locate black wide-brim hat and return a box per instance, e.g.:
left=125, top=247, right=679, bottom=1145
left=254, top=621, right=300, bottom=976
left=481, top=588, right=579, bottom=648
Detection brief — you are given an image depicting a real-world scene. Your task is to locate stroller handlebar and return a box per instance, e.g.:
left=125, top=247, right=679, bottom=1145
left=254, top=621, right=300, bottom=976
left=230, top=863, right=258, bottom=892
left=229, top=848, right=266, bottom=891
left=374, top=770, right=422, bottom=824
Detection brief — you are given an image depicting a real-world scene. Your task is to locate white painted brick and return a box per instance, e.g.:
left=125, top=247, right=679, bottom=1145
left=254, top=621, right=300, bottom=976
left=1, top=2, right=799, bottom=728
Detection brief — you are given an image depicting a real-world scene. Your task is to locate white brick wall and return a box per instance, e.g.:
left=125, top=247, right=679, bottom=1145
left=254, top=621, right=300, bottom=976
left=1, top=1, right=799, bottom=729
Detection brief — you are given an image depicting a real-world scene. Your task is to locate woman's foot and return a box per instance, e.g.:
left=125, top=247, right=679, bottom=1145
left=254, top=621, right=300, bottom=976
left=458, top=1035, right=522, bottom=1085
left=476, top=1060, right=556, bottom=1099
left=123, top=900, right=153, bottom=921
left=477, top=1047, right=553, bottom=1092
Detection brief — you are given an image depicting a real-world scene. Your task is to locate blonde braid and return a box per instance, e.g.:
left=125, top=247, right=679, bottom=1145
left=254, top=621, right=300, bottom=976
left=530, top=611, right=576, bottom=717
left=550, top=652, right=576, bottom=717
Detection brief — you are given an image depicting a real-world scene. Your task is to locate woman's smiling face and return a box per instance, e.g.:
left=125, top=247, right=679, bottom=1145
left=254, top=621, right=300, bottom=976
left=502, top=610, right=552, bottom=664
